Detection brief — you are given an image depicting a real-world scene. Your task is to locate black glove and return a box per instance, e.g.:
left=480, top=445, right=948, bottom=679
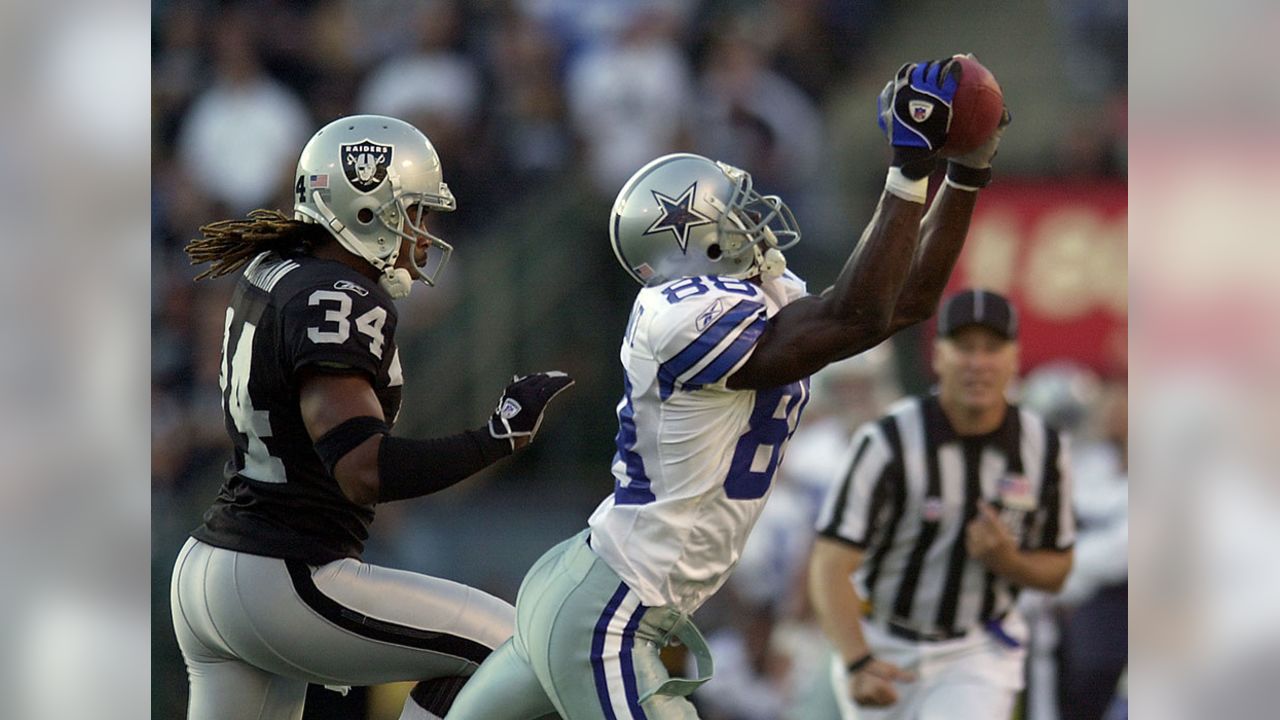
left=877, top=58, right=961, bottom=179
left=488, top=371, right=575, bottom=450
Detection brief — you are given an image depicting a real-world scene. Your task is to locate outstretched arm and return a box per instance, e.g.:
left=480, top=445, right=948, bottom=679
left=300, top=370, right=573, bottom=505
left=883, top=182, right=978, bottom=335
left=729, top=58, right=965, bottom=390
left=887, top=106, right=1012, bottom=333
left=727, top=191, right=925, bottom=389
left=730, top=63, right=1011, bottom=390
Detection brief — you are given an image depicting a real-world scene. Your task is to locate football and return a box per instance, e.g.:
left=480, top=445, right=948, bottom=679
left=941, top=55, right=1004, bottom=156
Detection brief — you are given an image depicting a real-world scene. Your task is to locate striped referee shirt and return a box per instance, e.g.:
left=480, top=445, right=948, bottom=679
left=815, top=394, right=1075, bottom=639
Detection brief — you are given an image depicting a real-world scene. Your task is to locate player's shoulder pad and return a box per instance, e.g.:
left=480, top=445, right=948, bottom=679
left=642, top=276, right=769, bottom=399
left=275, top=257, right=399, bottom=374
left=272, top=260, right=396, bottom=334
left=642, top=276, right=765, bottom=352
left=270, top=256, right=393, bottom=310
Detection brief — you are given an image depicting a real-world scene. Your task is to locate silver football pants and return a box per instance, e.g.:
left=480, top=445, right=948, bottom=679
left=447, top=530, right=713, bottom=720
left=170, top=537, right=514, bottom=720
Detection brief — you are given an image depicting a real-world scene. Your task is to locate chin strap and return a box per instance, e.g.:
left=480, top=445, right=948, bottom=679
left=379, top=268, right=413, bottom=298
left=756, top=247, right=786, bottom=280
left=754, top=225, right=787, bottom=280
left=311, top=191, right=414, bottom=298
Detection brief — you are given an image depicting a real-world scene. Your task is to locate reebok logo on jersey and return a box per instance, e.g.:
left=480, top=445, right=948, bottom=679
left=696, top=298, right=727, bottom=331
left=333, top=280, right=369, bottom=296
left=909, top=100, right=934, bottom=122
left=498, top=398, right=522, bottom=419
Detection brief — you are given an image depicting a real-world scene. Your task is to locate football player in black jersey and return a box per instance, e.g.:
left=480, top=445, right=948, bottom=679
left=170, top=115, right=573, bottom=720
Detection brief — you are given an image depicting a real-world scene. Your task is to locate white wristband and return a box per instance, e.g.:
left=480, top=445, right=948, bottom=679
left=944, top=175, right=982, bottom=193
left=885, top=167, right=928, bottom=203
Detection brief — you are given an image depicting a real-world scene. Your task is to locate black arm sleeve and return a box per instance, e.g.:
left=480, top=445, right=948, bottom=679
left=376, top=428, right=512, bottom=503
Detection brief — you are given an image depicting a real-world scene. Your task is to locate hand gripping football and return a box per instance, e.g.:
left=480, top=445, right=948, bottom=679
left=940, top=55, right=1004, bottom=156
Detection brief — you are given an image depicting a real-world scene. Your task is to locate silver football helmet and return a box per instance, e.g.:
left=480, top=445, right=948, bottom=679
left=609, top=153, right=801, bottom=286
left=294, top=115, right=456, bottom=298
left=1019, top=361, right=1103, bottom=433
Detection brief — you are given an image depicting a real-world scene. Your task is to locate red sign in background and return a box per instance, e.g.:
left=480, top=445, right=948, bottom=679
left=936, top=181, right=1128, bottom=378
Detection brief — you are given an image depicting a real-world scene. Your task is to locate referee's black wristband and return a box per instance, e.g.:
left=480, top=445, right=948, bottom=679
left=946, top=162, right=992, bottom=190
left=846, top=653, right=875, bottom=674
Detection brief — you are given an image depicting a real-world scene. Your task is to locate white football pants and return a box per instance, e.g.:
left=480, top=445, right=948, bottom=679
left=829, top=615, right=1027, bottom=720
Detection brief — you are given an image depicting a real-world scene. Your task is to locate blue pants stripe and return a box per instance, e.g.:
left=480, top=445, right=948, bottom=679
left=619, top=598, right=649, bottom=719
left=590, top=583, right=630, bottom=719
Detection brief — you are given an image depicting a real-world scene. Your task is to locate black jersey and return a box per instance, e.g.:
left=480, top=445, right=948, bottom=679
left=191, top=251, right=403, bottom=564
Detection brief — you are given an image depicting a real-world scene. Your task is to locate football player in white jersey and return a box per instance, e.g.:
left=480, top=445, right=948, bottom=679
left=447, top=56, right=1006, bottom=720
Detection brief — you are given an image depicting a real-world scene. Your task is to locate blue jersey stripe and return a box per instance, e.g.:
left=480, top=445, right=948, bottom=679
left=613, top=476, right=657, bottom=505
left=657, top=299, right=764, bottom=400
left=680, top=313, right=767, bottom=392
left=613, top=376, right=655, bottom=504
left=619, top=600, right=650, bottom=719
left=591, top=583, right=631, bottom=720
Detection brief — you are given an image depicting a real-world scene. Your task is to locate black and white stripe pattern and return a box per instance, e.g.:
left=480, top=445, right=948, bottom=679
left=285, top=560, right=494, bottom=666
left=815, top=395, right=1074, bottom=638
left=245, top=252, right=300, bottom=293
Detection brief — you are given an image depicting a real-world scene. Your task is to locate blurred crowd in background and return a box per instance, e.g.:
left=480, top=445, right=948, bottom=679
left=150, top=0, right=1127, bottom=717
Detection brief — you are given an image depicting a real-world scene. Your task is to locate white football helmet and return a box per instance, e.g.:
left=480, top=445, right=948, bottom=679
left=294, top=115, right=456, bottom=298
left=609, top=153, right=800, bottom=286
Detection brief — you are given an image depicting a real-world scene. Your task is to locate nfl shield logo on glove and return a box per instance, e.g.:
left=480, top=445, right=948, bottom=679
left=909, top=100, right=934, bottom=122
left=498, top=398, right=523, bottom=419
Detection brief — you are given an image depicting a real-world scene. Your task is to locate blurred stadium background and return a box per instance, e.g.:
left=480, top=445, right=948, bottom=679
left=0, top=0, right=1261, bottom=717
left=148, top=1, right=1127, bottom=718
left=13, top=0, right=1277, bottom=716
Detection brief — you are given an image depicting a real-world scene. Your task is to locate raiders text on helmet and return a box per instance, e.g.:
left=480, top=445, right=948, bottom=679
left=294, top=115, right=456, bottom=298
left=609, top=153, right=801, bottom=286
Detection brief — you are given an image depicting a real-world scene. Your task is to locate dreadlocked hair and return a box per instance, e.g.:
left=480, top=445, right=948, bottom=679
left=185, top=209, right=332, bottom=281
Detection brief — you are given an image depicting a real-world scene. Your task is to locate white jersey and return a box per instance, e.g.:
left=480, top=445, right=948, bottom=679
left=588, top=272, right=812, bottom=614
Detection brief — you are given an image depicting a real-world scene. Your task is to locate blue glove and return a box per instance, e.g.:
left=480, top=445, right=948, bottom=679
left=877, top=58, right=961, bottom=179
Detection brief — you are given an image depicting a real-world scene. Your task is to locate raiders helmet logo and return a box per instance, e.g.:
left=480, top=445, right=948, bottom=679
left=341, top=140, right=393, bottom=193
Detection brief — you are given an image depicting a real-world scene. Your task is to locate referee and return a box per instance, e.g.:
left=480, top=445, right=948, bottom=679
left=807, top=289, right=1075, bottom=720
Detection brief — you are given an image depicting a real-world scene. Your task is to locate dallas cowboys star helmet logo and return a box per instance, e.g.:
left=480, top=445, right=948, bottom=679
left=643, top=182, right=714, bottom=253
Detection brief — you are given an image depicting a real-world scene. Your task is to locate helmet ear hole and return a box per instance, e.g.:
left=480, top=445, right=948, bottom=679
left=357, top=208, right=375, bottom=224
left=706, top=244, right=722, bottom=260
